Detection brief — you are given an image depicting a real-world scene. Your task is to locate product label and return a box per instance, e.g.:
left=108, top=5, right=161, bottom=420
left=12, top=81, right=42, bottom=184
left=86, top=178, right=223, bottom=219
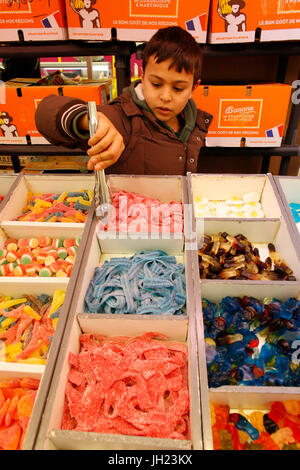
left=218, top=99, right=263, bottom=128
left=129, top=0, right=178, bottom=18
left=278, top=0, right=300, bottom=14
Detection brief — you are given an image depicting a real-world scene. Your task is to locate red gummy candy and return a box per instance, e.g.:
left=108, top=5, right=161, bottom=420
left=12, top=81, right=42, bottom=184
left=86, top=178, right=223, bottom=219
left=269, top=401, right=286, bottom=425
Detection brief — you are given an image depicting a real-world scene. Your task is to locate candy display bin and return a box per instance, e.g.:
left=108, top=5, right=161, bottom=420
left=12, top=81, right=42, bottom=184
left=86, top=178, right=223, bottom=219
left=186, top=172, right=300, bottom=282
left=0, top=216, right=94, bottom=449
left=0, top=174, right=20, bottom=211
left=96, top=175, right=186, bottom=254
left=188, top=172, right=283, bottom=220
left=193, top=282, right=300, bottom=450
left=0, top=173, right=95, bottom=228
left=273, top=176, right=300, bottom=245
left=0, top=368, right=43, bottom=450
left=32, top=212, right=202, bottom=450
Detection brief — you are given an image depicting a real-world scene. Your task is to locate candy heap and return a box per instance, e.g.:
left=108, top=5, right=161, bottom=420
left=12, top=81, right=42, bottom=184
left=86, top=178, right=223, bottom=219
left=211, top=400, right=300, bottom=450
left=62, top=332, right=190, bottom=440
left=0, top=236, right=80, bottom=277
left=0, top=377, right=40, bottom=450
left=84, top=250, right=186, bottom=315
left=0, top=290, right=64, bottom=364
left=98, top=190, right=183, bottom=233
left=15, top=190, right=93, bottom=223
left=198, top=232, right=295, bottom=281
left=203, top=296, right=300, bottom=388
left=194, top=192, right=264, bottom=218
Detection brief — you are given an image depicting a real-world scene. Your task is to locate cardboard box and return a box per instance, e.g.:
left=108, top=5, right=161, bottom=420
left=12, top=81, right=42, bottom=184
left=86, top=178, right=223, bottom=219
left=0, top=83, right=106, bottom=144
left=193, top=83, right=292, bottom=147
left=209, top=0, right=300, bottom=44
left=0, top=0, right=68, bottom=41
left=65, top=0, right=210, bottom=42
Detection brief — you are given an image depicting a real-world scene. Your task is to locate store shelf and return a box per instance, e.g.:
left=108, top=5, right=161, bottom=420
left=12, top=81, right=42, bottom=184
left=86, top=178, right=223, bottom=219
left=0, top=144, right=298, bottom=175
left=0, top=38, right=299, bottom=175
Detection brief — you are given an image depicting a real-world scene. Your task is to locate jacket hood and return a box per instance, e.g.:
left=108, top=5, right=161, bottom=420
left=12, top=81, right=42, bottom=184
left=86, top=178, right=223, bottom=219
left=125, top=79, right=198, bottom=143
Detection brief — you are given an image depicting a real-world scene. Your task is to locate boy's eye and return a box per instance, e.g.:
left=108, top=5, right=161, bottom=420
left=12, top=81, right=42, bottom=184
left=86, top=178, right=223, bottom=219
left=151, top=82, right=161, bottom=87
left=174, top=87, right=184, bottom=92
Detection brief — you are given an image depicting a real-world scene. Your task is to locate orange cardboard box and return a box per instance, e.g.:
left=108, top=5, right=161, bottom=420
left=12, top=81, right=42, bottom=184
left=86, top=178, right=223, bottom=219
left=65, top=0, right=210, bottom=42
left=193, top=83, right=292, bottom=147
left=209, top=0, right=300, bottom=43
left=0, top=0, right=68, bottom=41
left=0, top=84, right=105, bottom=144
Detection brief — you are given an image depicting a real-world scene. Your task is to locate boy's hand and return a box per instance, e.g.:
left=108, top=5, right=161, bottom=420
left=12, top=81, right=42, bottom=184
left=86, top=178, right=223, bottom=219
left=80, top=112, right=125, bottom=171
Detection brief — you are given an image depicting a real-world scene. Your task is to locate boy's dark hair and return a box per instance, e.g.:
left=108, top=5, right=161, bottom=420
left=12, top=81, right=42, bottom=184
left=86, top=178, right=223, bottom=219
left=142, top=26, right=202, bottom=85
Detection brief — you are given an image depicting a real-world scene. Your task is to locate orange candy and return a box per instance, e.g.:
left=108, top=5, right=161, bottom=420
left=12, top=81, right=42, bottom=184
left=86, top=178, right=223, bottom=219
left=17, top=391, right=37, bottom=418
left=0, top=424, right=21, bottom=450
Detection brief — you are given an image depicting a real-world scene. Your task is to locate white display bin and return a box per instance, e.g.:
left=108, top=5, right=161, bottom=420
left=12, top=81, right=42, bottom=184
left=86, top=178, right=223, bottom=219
left=0, top=173, right=95, bottom=229
left=96, top=175, right=186, bottom=254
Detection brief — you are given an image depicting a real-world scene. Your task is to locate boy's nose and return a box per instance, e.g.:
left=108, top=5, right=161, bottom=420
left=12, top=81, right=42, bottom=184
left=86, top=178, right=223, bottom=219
left=160, top=87, right=172, bottom=102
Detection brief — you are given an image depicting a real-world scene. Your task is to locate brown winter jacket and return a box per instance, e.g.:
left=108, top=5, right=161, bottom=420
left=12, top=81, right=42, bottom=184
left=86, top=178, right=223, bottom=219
left=35, top=80, right=213, bottom=175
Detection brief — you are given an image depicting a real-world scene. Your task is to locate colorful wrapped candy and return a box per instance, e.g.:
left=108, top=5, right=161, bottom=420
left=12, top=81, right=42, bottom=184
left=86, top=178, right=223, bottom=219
left=211, top=401, right=300, bottom=450
left=62, top=332, right=190, bottom=440
left=0, top=290, right=65, bottom=364
left=15, top=190, right=93, bottom=223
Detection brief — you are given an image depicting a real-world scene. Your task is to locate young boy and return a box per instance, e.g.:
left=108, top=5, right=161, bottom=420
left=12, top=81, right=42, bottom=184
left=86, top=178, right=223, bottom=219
left=35, top=26, right=213, bottom=175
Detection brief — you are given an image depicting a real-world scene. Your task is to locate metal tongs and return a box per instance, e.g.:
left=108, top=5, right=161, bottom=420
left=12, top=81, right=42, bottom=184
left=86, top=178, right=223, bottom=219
left=87, top=101, right=111, bottom=221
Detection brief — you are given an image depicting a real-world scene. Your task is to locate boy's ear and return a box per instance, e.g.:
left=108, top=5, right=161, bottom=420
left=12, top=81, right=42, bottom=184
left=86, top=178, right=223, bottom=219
left=192, top=79, right=201, bottom=92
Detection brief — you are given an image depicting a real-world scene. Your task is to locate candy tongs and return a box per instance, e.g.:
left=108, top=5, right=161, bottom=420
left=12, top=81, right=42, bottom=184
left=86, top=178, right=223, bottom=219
left=87, top=101, right=112, bottom=220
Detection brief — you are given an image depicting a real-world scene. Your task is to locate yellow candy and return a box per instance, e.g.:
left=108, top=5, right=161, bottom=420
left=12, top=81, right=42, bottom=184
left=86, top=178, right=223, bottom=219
left=44, top=255, right=56, bottom=267
left=249, top=411, right=265, bottom=434
left=34, top=198, right=52, bottom=208
left=55, top=191, right=68, bottom=203
left=87, top=190, right=93, bottom=201
left=283, top=400, right=300, bottom=416
left=66, top=197, right=80, bottom=203
left=75, top=212, right=86, bottom=222
left=77, top=197, right=90, bottom=206
left=61, top=217, right=75, bottom=223
left=52, top=317, right=59, bottom=330
left=0, top=317, right=16, bottom=331
left=23, top=305, right=41, bottom=321
left=27, top=191, right=33, bottom=203
left=210, top=402, right=216, bottom=426
left=5, top=342, right=23, bottom=360
left=18, top=357, right=46, bottom=365
left=48, top=290, right=65, bottom=317
left=237, top=430, right=250, bottom=444
left=0, top=297, right=27, bottom=309
left=56, top=269, right=68, bottom=277
left=32, top=206, right=45, bottom=215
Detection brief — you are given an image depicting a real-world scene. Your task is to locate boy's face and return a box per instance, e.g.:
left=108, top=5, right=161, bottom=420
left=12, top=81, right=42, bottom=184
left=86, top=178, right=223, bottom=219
left=141, top=55, right=196, bottom=132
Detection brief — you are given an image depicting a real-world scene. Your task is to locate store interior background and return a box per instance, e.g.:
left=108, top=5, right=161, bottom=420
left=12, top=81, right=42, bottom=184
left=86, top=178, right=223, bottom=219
left=0, top=48, right=299, bottom=176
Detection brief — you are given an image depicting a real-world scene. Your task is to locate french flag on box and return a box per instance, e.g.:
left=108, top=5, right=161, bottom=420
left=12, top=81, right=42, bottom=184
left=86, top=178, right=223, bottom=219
left=265, top=124, right=284, bottom=139
left=185, top=13, right=207, bottom=33
left=41, top=10, right=62, bottom=29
